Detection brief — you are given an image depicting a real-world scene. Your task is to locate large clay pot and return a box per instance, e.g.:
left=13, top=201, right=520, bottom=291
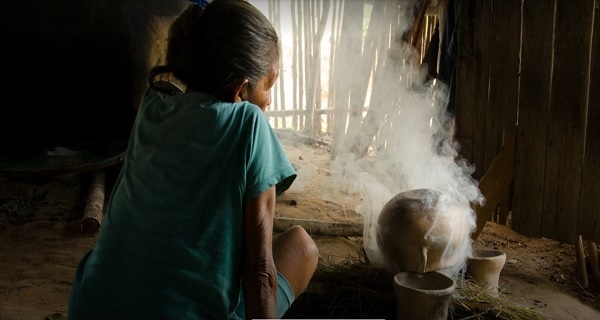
left=376, top=189, right=474, bottom=276
left=393, top=271, right=455, bottom=320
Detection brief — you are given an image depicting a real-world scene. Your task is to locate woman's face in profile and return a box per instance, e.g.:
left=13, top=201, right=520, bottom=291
left=245, top=67, right=278, bottom=112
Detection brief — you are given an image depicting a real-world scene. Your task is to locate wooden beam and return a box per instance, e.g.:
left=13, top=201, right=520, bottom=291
left=274, top=216, right=362, bottom=237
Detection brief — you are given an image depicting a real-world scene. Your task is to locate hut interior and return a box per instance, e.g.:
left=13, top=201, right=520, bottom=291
left=0, top=0, right=599, bottom=319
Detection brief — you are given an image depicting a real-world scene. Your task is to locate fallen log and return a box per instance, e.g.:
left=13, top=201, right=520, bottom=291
left=274, top=216, right=363, bottom=237
left=81, top=170, right=105, bottom=236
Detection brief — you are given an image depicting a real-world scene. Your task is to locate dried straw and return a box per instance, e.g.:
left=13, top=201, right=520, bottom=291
left=451, top=279, right=550, bottom=320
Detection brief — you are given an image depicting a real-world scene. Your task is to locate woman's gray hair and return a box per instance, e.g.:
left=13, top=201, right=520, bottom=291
left=149, top=0, right=279, bottom=96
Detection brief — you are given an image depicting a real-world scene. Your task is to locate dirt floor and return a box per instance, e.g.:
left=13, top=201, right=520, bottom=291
left=0, top=139, right=599, bottom=319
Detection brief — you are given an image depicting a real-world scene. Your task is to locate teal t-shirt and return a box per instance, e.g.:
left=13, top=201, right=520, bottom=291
left=68, top=88, right=296, bottom=319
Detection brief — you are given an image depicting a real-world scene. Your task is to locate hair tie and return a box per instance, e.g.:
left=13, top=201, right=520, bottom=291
left=189, top=0, right=210, bottom=8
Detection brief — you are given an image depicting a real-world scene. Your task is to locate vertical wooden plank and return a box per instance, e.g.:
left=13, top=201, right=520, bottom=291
left=276, top=0, right=285, bottom=128
left=303, top=0, right=313, bottom=133
left=470, top=0, right=492, bottom=180
left=545, top=0, right=592, bottom=244
left=455, top=0, right=490, bottom=178
left=455, top=0, right=475, bottom=165
left=501, top=0, right=522, bottom=225
left=291, top=0, right=299, bottom=130
left=511, top=0, right=554, bottom=236
left=483, top=3, right=502, bottom=173
left=297, top=0, right=305, bottom=131
left=579, top=1, right=600, bottom=244
left=327, top=0, right=340, bottom=134
left=486, top=0, right=521, bottom=224
left=502, top=1, right=521, bottom=142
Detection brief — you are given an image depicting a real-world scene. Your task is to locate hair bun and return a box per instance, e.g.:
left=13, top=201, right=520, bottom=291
left=188, top=0, right=211, bottom=8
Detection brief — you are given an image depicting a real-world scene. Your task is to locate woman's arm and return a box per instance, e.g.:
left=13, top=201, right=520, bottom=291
left=242, top=185, right=278, bottom=319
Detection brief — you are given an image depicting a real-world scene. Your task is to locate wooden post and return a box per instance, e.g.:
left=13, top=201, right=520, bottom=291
left=81, top=170, right=106, bottom=236
left=576, top=235, right=589, bottom=288
left=586, top=240, right=600, bottom=285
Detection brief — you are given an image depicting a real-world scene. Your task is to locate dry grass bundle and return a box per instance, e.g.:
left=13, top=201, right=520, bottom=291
left=283, top=252, right=551, bottom=320
left=451, top=280, right=550, bottom=320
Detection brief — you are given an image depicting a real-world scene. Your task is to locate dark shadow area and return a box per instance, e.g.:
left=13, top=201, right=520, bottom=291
left=0, top=32, right=135, bottom=160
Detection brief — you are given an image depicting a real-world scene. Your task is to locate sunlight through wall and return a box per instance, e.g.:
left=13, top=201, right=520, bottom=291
left=252, top=0, right=483, bottom=276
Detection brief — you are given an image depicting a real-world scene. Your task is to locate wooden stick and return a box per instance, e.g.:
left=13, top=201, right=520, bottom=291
left=575, top=235, right=589, bottom=288
left=586, top=240, right=600, bottom=285
left=81, top=170, right=106, bottom=236
left=274, top=128, right=331, bottom=146
left=274, top=216, right=363, bottom=237
left=406, top=0, right=433, bottom=48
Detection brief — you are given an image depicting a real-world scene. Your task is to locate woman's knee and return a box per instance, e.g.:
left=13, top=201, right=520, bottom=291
left=273, top=225, right=319, bottom=296
left=285, top=225, right=319, bottom=267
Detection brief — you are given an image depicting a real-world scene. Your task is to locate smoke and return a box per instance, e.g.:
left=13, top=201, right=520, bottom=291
left=332, top=2, right=484, bottom=277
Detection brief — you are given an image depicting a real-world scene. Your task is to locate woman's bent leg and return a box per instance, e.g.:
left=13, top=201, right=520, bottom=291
left=272, top=225, right=319, bottom=298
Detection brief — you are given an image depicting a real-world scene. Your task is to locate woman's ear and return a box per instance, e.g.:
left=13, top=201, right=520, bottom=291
left=232, top=78, right=249, bottom=102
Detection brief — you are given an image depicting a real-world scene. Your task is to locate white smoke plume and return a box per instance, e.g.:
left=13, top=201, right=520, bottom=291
left=332, top=1, right=484, bottom=276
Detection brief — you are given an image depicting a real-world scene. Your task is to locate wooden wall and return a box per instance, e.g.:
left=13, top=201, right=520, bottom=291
left=456, top=0, right=600, bottom=245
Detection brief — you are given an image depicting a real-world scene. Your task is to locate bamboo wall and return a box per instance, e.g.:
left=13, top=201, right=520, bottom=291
left=262, top=0, right=439, bottom=136
left=456, top=0, right=600, bottom=245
